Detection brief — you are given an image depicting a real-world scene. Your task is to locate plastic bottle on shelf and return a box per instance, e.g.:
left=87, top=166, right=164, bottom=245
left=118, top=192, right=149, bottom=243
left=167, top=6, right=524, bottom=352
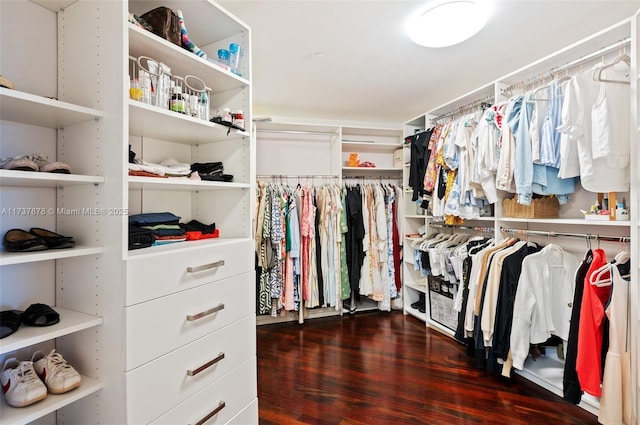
left=198, top=88, right=210, bottom=121
left=217, top=49, right=230, bottom=70
left=229, top=43, right=242, bottom=76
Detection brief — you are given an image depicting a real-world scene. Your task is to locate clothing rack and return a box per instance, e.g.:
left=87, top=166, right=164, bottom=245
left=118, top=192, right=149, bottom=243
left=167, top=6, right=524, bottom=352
left=500, top=37, right=631, bottom=95
left=500, top=227, right=631, bottom=243
left=431, top=95, right=494, bottom=124
left=429, top=223, right=494, bottom=233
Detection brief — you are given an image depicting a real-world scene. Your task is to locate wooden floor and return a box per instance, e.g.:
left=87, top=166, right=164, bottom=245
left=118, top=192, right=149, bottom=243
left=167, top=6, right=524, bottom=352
left=257, top=310, right=598, bottom=425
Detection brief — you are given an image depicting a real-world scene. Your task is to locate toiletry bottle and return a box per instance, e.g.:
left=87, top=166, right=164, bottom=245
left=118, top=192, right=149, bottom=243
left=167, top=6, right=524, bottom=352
left=229, top=43, right=242, bottom=76
left=199, top=89, right=210, bottom=121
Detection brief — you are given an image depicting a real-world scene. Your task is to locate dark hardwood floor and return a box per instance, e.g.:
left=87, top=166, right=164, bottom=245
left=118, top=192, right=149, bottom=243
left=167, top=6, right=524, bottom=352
left=257, top=310, right=598, bottom=425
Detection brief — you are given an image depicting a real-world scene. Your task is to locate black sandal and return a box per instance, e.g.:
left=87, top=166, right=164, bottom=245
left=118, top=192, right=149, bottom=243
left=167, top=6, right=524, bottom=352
left=29, top=228, right=75, bottom=249
left=0, top=310, right=22, bottom=338
left=2, top=229, right=48, bottom=252
left=21, top=303, right=60, bottom=327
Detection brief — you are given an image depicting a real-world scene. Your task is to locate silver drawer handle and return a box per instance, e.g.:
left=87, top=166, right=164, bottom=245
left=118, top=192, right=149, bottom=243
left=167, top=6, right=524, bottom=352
left=187, top=260, right=225, bottom=273
left=191, top=401, right=225, bottom=425
left=186, top=303, right=224, bottom=321
left=187, top=352, right=225, bottom=377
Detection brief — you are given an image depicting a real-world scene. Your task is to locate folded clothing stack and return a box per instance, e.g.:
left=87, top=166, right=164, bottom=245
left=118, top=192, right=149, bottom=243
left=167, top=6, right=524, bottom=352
left=129, top=212, right=186, bottom=246
left=190, top=162, right=233, bottom=182
left=180, top=219, right=219, bottom=240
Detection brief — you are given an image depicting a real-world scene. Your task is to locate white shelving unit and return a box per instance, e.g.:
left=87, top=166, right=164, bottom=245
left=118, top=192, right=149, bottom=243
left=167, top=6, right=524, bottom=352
left=402, top=13, right=640, bottom=419
left=254, top=121, right=403, bottom=324
left=0, top=1, right=256, bottom=423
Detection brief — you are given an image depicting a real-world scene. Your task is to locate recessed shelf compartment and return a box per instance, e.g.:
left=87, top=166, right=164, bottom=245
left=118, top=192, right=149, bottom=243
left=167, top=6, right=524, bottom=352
left=129, top=101, right=247, bottom=144
left=0, top=88, right=103, bottom=129
left=128, top=25, right=249, bottom=93
left=341, top=141, right=402, bottom=153
left=128, top=176, right=249, bottom=191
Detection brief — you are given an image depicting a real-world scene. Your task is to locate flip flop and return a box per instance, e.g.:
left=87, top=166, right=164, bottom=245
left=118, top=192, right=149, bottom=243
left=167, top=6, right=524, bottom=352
left=0, top=310, right=22, bottom=339
left=21, top=304, right=60, bottom=327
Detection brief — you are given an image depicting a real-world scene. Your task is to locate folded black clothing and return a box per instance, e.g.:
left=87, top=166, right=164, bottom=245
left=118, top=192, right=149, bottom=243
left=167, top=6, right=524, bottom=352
left=181, top=220, right=216, bottom=234
left=191, top=162, right=223, bottom=174
left=129, top=212, right=181, bottom=226
left=145, top=228, right=186, bottom=237
left=200, top=173, right=234, bottom=182
left=129, top=225, right=154, bottom=250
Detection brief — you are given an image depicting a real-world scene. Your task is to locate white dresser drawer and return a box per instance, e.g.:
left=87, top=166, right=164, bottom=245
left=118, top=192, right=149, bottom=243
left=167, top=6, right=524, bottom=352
left=226, top=398, right=259, bottom=425
left=127, top=315, right=257, bottom=425
left=150, top=358, right=257, bottom=425
left=126, top=238, right=254, bottom=305
left=125, top=271, right=255, bottom=370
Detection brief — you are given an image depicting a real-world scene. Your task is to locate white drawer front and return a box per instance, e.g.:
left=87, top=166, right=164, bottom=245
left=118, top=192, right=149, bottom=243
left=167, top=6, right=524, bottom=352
left=128, top=315, right=257, bottom=425
left=226, top=398, right=259, bottom=425
left=125, top=271, right=255, bottom=370
left=126, top=238, right=254, bottom=305
left=150, top=358, right=257, bottom=425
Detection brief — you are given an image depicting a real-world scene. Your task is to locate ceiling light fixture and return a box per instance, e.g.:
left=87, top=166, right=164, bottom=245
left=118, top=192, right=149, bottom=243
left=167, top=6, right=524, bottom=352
left=406, top=0, right=492, bottom=48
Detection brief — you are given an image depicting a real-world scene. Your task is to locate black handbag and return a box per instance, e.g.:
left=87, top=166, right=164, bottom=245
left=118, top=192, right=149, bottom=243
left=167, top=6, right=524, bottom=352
left=139, top=6, right=181, bottom=47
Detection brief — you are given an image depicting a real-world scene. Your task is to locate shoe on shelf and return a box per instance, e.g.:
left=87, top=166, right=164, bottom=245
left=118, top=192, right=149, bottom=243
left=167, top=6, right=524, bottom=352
left=29, top=228, right=75, bottom=249
left=0, top=310, right=22, bottom=339
left=2, top=229, right=48, bottom=252
left=28, top=154, right=71, bottom=174
left=0, top=156, right=38, bottom=172
left=0, top=358, right=47, bottom=407
left=32, top=349, right=81, bottom=394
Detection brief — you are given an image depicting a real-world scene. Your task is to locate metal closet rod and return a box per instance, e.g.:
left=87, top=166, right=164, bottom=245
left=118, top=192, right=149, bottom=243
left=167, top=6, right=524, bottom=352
left=431, top=95, right=495, bottom=124
left=501, top=37, right=631, bottom=94
left=429, top=223, right=494, bottom=233
left=500, top=227, right=630, bottom=243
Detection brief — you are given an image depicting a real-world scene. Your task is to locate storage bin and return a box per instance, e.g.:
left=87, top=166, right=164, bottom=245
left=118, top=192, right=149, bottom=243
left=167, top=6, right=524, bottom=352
left=502, top=195, right=559, bottom=218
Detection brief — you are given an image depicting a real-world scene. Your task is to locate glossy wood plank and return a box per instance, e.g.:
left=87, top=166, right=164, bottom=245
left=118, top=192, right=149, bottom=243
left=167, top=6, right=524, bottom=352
left=257, top=311, right=598, bottom=425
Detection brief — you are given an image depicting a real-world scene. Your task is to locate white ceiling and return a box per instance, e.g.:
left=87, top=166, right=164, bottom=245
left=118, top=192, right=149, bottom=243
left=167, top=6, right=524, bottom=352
left=219, top=0, right=639, bottom=127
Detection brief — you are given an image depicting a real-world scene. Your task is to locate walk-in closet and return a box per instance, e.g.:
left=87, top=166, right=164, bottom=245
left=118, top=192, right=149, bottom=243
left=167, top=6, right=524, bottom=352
left=1, top=1, right=639, bottom=424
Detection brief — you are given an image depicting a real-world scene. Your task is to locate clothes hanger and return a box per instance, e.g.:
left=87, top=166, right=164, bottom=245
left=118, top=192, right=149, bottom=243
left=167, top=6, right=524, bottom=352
left=593, top=52, right=630, bottom=85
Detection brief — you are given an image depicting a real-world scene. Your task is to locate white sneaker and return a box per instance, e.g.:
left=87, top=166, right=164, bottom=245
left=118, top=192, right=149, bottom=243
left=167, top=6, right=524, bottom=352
left=32, top=350, right=81, bottom=394
left=0, top=358, right=47, bottom=407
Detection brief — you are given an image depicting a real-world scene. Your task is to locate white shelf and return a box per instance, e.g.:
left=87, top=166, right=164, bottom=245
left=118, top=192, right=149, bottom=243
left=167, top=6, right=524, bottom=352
left=0, top=170, right=104, bottom=187
left=128, top=24, right=249, bottom=94
left=0, top=376, right=104, bottom=425
left=404, top=305, right=427, bottom=322
left=514, top=351, right=599, bottom=416
left=405, top=280, right=427, bottom=294
left=0, top=246, right=104, bottom=266
left=497, top=217, right=632, bottom=226
left=129, top=101, right=248, bottom=144
left=128, top=176, right=249, bottom=191
left=341, top=141, right=402, bottom=153
left=405, top=214, right=426, bottom=219
left=0, top=88, right=103, bottom=129
left=126, top=237, right=250, bottom=259
left=341, top=167, right=402, bottom=173
left=0, top=308, right=103, bottom=355
left=29, top=0, right=76, bottom=12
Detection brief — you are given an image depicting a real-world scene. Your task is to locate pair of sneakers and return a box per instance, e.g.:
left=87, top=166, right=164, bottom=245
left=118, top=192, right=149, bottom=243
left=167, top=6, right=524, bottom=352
left=0, top=154, right=71, bottom=173
left=1, top=349, right=81, bottom=407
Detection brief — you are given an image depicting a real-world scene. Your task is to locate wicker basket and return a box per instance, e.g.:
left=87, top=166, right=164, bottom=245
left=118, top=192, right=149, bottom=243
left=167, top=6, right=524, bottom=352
left=503, top=195, right=559, bottom=218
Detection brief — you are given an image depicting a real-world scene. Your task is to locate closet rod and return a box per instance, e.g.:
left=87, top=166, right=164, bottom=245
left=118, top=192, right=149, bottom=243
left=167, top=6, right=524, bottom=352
left=429, top=223, right=494, bottom=233
left=500, top=37, right=631, bottom=94
left=500, top=227, right=630, bottom=243
left=256, top=129, right=339, bottom=136
left=431, top=95, right=495, bottom=124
